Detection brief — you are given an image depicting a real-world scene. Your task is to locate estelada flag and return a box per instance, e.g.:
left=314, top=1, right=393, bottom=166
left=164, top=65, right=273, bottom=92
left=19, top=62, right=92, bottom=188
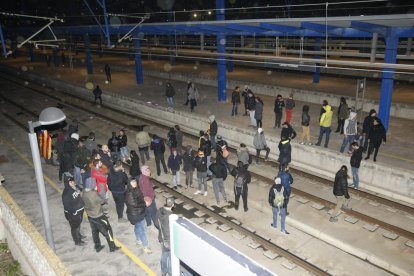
left=38, top=130, right=52, bottom=160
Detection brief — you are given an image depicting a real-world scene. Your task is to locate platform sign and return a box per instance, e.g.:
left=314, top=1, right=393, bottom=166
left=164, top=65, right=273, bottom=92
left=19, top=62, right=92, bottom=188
left=355, top=78, right=366, bottom=123
left=169, top=215, right=275, bottom=276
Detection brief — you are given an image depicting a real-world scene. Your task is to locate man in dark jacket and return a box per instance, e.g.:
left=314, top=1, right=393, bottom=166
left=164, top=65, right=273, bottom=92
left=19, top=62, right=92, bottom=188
left=274, top=94, right=285, bottom=128
left=99, top=144, right=114, bottom=169
left=278, top=138, right=292, bottom=170
left=277, top=164, right=293, bottom=215
left=61, top=133, right=79, bottom=179
left=155, top=197, right=175, bottom=276
left=268, top=177, right=290, bottom=234
left=62, top=176, right=85, bottom=245
left=166, top=82, right=175, bottom=108
left=151, top=135, right=168, bottom=176
left=208, top=115, right=218, bottom=150
left=335, top=97, right=349, bottom=134
left=330, top=166, right=351, bottom=222
left=365, top=117, right=386, bottom=162
left=175, top=125, right=183, bottom=155
left=280, top=122, right=297, bottom=140
left=200, top=133, right=212, bottom=179
left=350, top=142, right=363, bottom=190
left=246, top=91, right=257, bottom=127
left=93, top=85, right=103, bottom=105
left=241, top=85, right=251, bottom=116
left=231, top=86, right=241, bottom=116
left=107, top=161, right=128, bottom=222
left=84, top=132, right=98, bottom=156
left=83, top=177, right=120, bottom=252
left=209, top=160, right=228, bottom=205
left=108, top=131, right=121, bottom=161
left=167, top=148, right=182, bottom=190
left=74, top=139, right=90, bottom=189
left=183, top=145, right=195, bottom=188
left=362, top=109, right=377, bottom=152
left=231, top=161, right=251, bottom=212
left=125, top=178, right=151, bottom=254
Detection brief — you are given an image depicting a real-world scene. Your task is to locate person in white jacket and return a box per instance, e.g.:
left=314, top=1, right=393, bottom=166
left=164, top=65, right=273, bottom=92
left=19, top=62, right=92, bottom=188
left=340, top=111, right=358, bottom=153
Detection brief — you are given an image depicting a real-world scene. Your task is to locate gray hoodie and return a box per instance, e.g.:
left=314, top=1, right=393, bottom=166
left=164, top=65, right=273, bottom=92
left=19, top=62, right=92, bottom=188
left=253, top=132, right=267, bottom=149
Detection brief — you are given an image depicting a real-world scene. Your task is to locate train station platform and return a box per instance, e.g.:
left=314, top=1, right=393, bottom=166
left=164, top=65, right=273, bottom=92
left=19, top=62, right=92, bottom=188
left=0, top=56, right=413, bottom=206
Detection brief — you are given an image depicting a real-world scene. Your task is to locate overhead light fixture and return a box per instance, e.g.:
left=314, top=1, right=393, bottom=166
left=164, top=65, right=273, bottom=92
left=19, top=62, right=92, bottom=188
left=193, top=13, right=197, bottom=18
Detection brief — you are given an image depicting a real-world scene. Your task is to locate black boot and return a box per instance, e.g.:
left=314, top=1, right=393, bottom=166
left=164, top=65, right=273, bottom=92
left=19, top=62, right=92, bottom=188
left=95, top=245, right=105, bottom=252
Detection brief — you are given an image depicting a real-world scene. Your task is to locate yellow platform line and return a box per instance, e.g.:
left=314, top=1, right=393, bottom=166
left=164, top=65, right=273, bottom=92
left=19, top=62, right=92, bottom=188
left=0, top=134, right=156, bottom=276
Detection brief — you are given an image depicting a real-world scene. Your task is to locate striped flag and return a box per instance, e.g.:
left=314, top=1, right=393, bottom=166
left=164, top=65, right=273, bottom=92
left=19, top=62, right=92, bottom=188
left=38, top=130, right=52, bottom=160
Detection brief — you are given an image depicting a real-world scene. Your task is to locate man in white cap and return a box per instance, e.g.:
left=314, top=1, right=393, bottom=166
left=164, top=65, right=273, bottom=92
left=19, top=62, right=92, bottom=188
left=253, top=128, right=270, bottom=164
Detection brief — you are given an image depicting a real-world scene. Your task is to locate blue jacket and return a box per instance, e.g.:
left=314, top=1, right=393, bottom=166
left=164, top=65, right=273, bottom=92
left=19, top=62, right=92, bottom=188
left=168, top=154, right=182, bottom=172
left=278, top=171, right=293, bottom=195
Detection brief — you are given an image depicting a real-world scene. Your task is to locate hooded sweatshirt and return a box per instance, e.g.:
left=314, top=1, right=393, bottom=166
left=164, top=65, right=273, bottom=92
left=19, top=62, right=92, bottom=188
left=343, top=111, right=358, bottom=136
left=319, top=105, right=333, bottom=127
left=62, top=176, right=85, bottom=215
left=107, top=167, right=128, bottom=194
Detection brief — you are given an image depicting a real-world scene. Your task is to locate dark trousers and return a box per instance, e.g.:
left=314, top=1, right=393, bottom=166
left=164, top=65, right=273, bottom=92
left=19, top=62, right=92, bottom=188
left=106, top=72, right=111, bottom=83
left=275, top=112, right=283, bottom=128
left=138, top=146, right=150, bottom=165
left=155, top=154, right=168, bottom=175
left=336, top=118, right=345, bottom=133
left=190, top=99, right=197, bottom=111
left=145, top=200, right=157, bottom=226
left=112, top=192, right=125, bottom=219
left=65, top=210, right=83, bottom=244
left=256, top=119, right=262, bottom=128
left=316, top=127, right=331, bottom=147
left=234, top=187, right=248, bottom=210
left=367, top=142, right=381, bottom=160
left=94, top=95, right=102, bottom=104
left=88, top=215, right=116, bottom=250
left=256, top=147, right=270, bottom=163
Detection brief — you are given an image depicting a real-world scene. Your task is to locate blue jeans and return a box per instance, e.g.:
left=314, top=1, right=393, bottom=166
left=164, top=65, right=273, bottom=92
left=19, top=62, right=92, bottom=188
left=272, top=207, right=286, bottom=231
left=145, top=200, right=157, bottom=226
left=167, top=97, right=174, bottom=107
left=351, top=166, right=359, bottom=189
left=160, top=245, right=171, bottom=275
left=231, top=103, right=238, bottom=116
left=172, top=170, right=180, bottom=187
left=210, top=135, right=216, bottom=151
left=134, top=219, right=149, bottom=248
left=73, top=166, right=82, bottom=187
left=120, top=146, right=128, bottom=160
left=340, top=134, right=356, bottom=153
left=316, top=126, right=331, bottom=147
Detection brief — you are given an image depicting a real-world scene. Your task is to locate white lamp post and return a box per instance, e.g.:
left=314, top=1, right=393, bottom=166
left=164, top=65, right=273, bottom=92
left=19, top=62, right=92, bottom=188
left=28, top=107, right=66, bottom=251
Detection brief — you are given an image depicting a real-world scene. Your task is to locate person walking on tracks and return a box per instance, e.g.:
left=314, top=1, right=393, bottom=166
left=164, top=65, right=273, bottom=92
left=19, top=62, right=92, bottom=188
left=269, top=177, right=290, bottom=235
left=231, top=161, right=251, bottom=212
left=151, top=134, right=168, bottom=176
left=104, top=64, right=111, bottom=83
left=93, top=85, right=103, bottom=105
left=329, top=165, right=351, bottom=223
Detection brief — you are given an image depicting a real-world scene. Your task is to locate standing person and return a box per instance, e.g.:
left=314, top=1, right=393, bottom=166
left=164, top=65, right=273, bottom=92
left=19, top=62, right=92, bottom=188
left=93, top=85, right=103, bottom=105
left=241, top=85, right=251, bottom=116
left=319, top=100, right=329, bottom=120
left=246, top=91, right=257, bottom=127
left=129, top=150, right=142, bottom=179
left=231, top=161, right=251, bottom=212
left=165, top=82, right=175, bottom=108
left=150, top=135, right=168, bottom=176
left=67, top=119, right=79, bottom=139
left=175, top=125, right=183, bottom=155
left=194, top=150, right=208, bottom=196
left=340, top=111, right=358, bottom=153
left=188, top=82, right=199, bottom=112
left=231, top=86, right=241, bottom=116
left=166, top=127, right=177, bottom=150
left=182, top=145, right=195, bottom=189
left=209, top=160, right=228, bottom=206
left=56, top=129, right=67, bottom=181
left=84, top=132, right=98, bottom=156
left=335, top=97, right=349, bottom=134
left=107, top=161, right=128, bottom=222
left=362, top=109, right=377, bottom=153
left=82, top=178, right=120, bottom=252
left=207, top=115, right=218, bottom=151
left=139, top=166, right=157, bottom=227
left=273, top=94, right=285, bottom=128
left=365, top=117, right=386, bottom=162
left=253, top=128, right=270, bottom=164
left=315, top=104, right=333, bottom=148
left=350, top=142, right=363, bottom=190
left=200, top=133, right=212, bottom=180
left=183, top=80, right=191, bottom=106
left=91, top=159, right=109, bottom=217
left=237, top=143, right=251, bottom=168
left=104, top=64, right=111, bottom=83
left=99, top=145, right=114, bottom=169
left=108, top=131, right=121, bottom=161
left=135, top=126, right=151, bottom=165
left=254, top=97, right=264, bottom=128
left=278, top=138, right=292, bottom=170
left=285, top=93, right=295, bottom=124
left=62, top=133, right=78, bottom=179
left=300, top=105, right=312, bottom=145
left=329, top=166, right=351, bottom=222
left=278, top=164, right=293, bottom=215
left=62, top=176, right=85, bottom=246
left=155, top=198, right=175, bottom=276
left=125, top=178, right=152, bottom=254
left=268, top=177, right=290, bottom=234
left=74, top=139, right=90, bottom=189
left=280, top=122, right=297, bottom=140
left=167, top=148, right=182, bottom=190
left=118, top=129, right=129, bottom=163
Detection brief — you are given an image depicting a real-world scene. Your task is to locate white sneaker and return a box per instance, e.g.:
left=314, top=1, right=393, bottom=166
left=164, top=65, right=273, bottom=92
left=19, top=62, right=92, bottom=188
left=308, top=142, right=313, bottom=146
left=136, top=240, right=142, bottom=246
left=299, top=142, right=305, bottom=145
left=194, top=190, right=201, bottom=195
left=143, top=247, right=152, bottom=254
left=204, top=191, right=208, bottom=196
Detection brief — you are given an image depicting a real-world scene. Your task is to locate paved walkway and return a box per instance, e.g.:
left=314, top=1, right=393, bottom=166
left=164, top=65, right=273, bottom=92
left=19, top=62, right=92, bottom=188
left=1, top=56, right=414, bottom=172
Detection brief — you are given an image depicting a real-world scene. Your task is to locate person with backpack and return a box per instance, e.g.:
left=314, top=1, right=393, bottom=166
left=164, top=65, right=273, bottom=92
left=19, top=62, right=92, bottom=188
left=194, top=150, right=208, bottom=196
left=209, top=160, right=228, bottom=206
left=268, top=177, right=290, bottom=235
left=231, top=161, right=251, bottom=212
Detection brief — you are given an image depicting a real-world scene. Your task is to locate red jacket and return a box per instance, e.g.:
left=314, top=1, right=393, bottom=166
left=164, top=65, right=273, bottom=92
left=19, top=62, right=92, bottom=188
left=91, top=167, right=108, bottom=193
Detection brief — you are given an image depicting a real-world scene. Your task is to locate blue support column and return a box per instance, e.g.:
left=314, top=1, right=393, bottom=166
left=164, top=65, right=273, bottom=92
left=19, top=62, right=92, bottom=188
left=216, top=0, right=227, bottom=101
left=227, top=37, right=233, bottom=72
left=84, top=34, right=93, bottom=74
left=313, top=37, right=321, bottom=84
left=134, top=39, right=143, bottom=84
left=378, top=34, right=398, bottom=130
left=0, top=22, right=7, bottom=58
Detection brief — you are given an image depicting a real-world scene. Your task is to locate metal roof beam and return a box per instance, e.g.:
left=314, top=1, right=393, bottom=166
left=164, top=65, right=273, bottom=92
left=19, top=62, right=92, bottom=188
left=226, top=23, right=268, bottom=34
left=300, top=22, right=342, bottom=35
left=350, top=21, right=387, bottom=36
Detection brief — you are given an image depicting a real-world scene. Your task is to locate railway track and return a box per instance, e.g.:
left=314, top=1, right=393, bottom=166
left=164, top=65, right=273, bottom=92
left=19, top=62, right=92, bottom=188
left=1, top=72, right=413, bottom=274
